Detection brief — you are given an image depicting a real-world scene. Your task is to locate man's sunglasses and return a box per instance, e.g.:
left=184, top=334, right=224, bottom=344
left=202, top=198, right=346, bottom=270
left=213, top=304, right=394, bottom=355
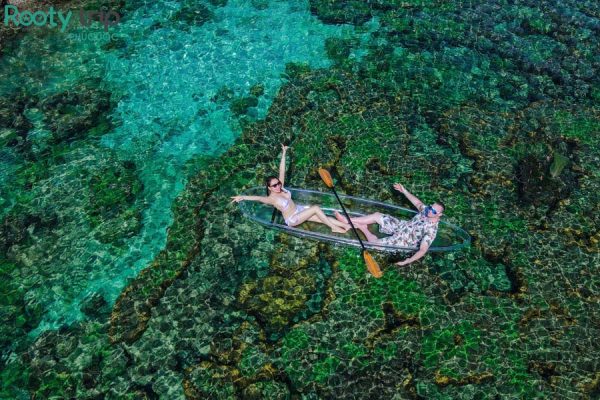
left=269, top=181, right=282, bottom=188
left=423, top=205, right=441, bottom=216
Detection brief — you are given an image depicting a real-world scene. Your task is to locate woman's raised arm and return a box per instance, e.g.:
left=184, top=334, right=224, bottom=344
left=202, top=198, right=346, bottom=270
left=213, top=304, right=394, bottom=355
left=279, top=144, right=289, bottom=186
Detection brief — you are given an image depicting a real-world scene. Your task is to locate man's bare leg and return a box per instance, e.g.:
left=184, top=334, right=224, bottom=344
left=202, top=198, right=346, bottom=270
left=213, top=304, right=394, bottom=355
left=353, top=223, right=378, bottom=242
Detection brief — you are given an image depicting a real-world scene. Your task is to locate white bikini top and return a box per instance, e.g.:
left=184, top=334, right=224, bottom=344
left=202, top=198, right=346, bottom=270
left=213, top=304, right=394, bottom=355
left=274, top=187, right=292, bottom=211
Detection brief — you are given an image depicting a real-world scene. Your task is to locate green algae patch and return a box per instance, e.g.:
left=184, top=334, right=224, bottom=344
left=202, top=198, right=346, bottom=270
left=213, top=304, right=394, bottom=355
left=40, top=83, right=114, bottom=145
left=515, top=6, right=553, bottom=34
left=432, top=247, right=513, bottom=293
left=284, top=61, right=311, bottom=78
left=341, top=341, right=368, bottom=359
left=284, top=342, right=356, bottom=385
left=325, top=37, right=358, bottom=66
left=238, top=268, right=317, bottom=336
left=242, top=380, right=290, bottom=399
left=230, top=96, right=259, bottom=116
left=0, top=259, right=44, bottom=353
left=86, top=161, right=144, bottom=243
left=373, top=341, right=399, bottom=363
left=553, top=110, right=600, bottom=146
left=337, top=249, right=431, bottom=319
left=239, top=346, right=269, bottom=377
left=421, top=321, right=483, bottom=375
left=278, top=327, right=312, bottom=385
left=481, top=323, right=545, bottom=399
left=0, top=358, right=30, bottom=399
left=359, top=274, right=428, bottom=319
left=338, top=115, right=404, bottom=172
left=312, top=355, right=341, bottom=383
left=184, top=361, right=238, bottom=399
left=279, top=328, right=311, bottom=367
left=309, top=0, right=373, bottom=25
left=419, top=314, right=545, bottom=398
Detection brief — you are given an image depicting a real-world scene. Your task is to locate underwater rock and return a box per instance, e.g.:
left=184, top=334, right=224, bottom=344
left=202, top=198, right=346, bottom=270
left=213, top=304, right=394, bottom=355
left=434, top=370, right=494, bottom=387
left=242, top=381, right=290, bottom=399
left=0, top=91, right=35, bottom=157
left=184, top=361, right=239, bottom=399
left=0, top=260, right=44, bottom=360
left=25, top=320, right=115, bottom=399
left=171, top=2, right=213, bottom=27
left=251, top=0, right=269, bottom=10
left=0, top=204, right=59, bottom=254
left=211, top=85, right=234, bottom=103
left=0, top=128, right=18, bottom=148
left=549, top=152, right=569, bottom=178
left=230, top=96, right=259, bottom=116
left=324, top=37, right=356, bottom=65
left=108, top=168, right=215, bottom=344
left=249, top=83, right=265, bottom=97
left=516, top=153, right=568, bottom=207
left=309, top=0, right=373, bottom=25
left=40, top=82, right=113, bottom=144
left=101, top=36, right=128, bottom=51
left=86, top=160, right=144, bottom=244
left=80, top=292, right=111, bottom=321
left=576, top=371, right=600, bottom=397
left=237, top=268, right=317, bottom=337
left=283, top=62, right=311, bottom=79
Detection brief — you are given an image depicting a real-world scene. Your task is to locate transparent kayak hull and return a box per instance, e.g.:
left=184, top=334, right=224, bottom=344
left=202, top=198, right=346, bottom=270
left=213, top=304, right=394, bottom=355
left=238, top=187, right=471, bottom=253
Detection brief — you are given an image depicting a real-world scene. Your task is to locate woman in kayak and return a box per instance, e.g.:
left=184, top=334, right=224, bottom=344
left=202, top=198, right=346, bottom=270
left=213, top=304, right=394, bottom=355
left=231, top=144, right=351, bottom=233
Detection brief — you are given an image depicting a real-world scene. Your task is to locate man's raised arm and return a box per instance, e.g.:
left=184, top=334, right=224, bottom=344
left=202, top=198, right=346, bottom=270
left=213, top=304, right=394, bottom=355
left=393, top=183, right=425, bottom=211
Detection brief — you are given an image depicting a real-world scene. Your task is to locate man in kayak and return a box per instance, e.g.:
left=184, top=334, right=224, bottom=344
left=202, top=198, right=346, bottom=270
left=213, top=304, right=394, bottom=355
left=334, top=183, right=444, bottom=266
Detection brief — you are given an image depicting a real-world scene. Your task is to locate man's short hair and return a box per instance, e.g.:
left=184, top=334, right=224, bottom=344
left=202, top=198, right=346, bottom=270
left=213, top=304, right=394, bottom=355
left=434, top=200, right=446, bottom=211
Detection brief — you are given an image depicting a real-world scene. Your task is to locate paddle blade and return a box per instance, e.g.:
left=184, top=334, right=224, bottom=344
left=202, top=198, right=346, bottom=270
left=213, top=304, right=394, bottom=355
left=318, top=168, right=334, bottom=188
left=363, top=251, right=383, bottom=278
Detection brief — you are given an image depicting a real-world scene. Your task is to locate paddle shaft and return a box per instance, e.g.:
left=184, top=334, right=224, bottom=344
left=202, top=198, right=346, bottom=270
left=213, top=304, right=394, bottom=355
left=330, top=186, right=367, bottom=251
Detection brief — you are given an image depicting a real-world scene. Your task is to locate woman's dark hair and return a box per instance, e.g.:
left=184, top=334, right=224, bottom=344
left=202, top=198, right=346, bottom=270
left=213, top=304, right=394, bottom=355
left=434, top=200, right=446, bottom=211
left=265, top=175, right=279, bottom=195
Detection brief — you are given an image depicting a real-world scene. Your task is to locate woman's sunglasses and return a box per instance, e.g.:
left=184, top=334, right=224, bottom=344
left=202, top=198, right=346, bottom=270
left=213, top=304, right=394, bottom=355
left=269, top=181, right=282, bottom=188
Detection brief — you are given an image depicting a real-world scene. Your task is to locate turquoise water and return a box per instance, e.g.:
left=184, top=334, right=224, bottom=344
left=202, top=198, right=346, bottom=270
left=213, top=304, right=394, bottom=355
left=3, top=0, right=357, bottom=335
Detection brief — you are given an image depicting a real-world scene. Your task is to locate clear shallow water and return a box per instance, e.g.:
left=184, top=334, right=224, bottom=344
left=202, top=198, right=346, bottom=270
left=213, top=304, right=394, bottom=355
left=1, top=0, right=599, bottom=398
left=2, top=0, right=358, bottom=335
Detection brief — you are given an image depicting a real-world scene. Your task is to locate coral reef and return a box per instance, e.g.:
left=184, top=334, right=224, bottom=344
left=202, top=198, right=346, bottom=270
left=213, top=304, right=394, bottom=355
left=1, top=0, right=599, bottom=398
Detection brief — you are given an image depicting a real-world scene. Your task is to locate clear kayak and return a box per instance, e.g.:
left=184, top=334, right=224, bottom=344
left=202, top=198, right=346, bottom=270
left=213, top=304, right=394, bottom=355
left=238, top=187, right=471, bottom=253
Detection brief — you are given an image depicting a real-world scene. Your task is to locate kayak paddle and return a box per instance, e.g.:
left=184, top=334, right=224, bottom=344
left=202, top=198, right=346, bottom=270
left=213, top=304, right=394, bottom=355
left=318, top=168, right=383, bottom=278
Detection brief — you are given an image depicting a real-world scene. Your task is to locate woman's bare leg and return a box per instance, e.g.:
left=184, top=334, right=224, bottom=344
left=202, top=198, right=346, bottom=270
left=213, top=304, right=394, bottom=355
left=335, top=211, right=384, bottom=226
left=307, top=215, right=348, bottom=229
left=334, top=211, right=381, bottom=241
left=292, top=206, right=349, bottom=233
